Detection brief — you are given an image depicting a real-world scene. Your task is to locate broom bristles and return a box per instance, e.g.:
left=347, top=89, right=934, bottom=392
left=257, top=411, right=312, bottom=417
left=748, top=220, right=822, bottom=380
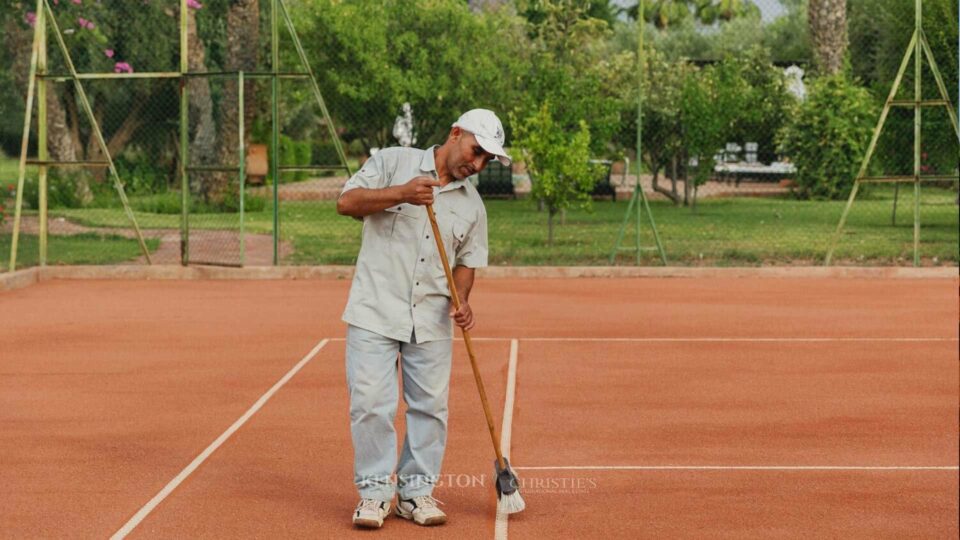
left=498, top=490, right=526, bottom=514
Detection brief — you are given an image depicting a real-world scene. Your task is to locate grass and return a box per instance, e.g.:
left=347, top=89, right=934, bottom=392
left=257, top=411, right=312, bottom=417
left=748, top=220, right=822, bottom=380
left=0, top=232, right=160, bottom=268
left=485, top=189, right=959, bottom=266
left=31, top=184, right=957, bottom=266
left=2, top=147, right=955, bottom=268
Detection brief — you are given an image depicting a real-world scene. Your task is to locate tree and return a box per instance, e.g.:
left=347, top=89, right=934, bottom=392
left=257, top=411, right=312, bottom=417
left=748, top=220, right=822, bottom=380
left=808, top=0, right=846, bottom=75
left=512, top=103, right=602, bottom=245
left=848, top=0, right=958, bottom=178
left=517, top=0, right=619, bottom=32
left=515, top=0, right=629, bottom=156
left=624, top=0, right=760, bottom=29
left=623, top=45, right=691, bottom=204
left=3, top=0, right=181, bottom=201
left=297, top=0, right=528, bottom=153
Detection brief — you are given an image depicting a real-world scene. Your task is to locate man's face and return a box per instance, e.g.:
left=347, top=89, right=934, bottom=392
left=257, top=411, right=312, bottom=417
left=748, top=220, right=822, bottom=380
left=448, top=129, right=495, bottom=180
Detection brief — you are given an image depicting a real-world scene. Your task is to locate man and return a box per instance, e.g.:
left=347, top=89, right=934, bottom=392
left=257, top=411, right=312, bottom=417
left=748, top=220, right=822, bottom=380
left=336, top=109, right=511, bottom=529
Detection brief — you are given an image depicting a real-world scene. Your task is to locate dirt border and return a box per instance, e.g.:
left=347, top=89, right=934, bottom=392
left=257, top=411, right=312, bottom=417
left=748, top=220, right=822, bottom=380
left=1, top=265, right=956, bottom=293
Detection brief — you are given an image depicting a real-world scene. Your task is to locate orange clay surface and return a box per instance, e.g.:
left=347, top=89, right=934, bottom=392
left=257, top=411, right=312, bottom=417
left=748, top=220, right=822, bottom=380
left=0, top=276, right=957, bottom=539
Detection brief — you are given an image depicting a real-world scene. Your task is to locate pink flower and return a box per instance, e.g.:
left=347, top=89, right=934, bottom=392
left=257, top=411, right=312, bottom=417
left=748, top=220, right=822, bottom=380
left=25, top=11, right=36, bottom=27
left=114, top=62, right=134, bottom=74
left=104, top=49, right=114, bottom=58
left=187, top=0, right=202, bottom=9
left=72, top=0, right=82, bottom=4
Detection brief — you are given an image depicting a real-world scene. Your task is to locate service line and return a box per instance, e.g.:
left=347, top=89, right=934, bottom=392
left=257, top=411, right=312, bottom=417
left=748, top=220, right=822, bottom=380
left=325, top=337, right=958, bottom=343
left=514, top=465, right=959, bottom=471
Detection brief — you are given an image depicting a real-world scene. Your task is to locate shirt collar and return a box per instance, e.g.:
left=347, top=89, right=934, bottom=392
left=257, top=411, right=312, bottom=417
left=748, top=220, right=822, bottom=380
left=421, top=145, right=467, bottom=193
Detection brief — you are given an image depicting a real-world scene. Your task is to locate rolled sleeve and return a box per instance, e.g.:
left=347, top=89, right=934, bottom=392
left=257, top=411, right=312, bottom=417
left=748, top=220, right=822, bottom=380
left=455, top=209, right=488, bottom=268
left=341, top=152, right=387, bottom=196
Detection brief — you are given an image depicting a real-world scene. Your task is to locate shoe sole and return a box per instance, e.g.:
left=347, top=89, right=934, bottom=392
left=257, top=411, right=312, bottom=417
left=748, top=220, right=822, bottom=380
left=396, top=507, right=446, bottom=526
left=352, top=516, right=385, bottom=529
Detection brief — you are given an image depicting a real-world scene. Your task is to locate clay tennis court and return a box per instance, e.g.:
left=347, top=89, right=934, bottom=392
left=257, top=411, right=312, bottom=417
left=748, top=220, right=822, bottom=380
left=1, top=269, right=957, bottom=538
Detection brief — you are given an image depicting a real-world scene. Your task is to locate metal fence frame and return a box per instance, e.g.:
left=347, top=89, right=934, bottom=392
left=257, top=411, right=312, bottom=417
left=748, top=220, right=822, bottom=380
left=7, top=0, right=351, bottom=271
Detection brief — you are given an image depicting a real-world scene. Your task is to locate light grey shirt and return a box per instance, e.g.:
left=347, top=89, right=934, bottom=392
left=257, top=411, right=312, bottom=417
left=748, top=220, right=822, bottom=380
left=340, top=146, right=489, bottom=343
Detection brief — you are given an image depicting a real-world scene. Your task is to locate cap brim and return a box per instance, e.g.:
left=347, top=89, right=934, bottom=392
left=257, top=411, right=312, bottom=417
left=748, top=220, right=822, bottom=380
left=475, top=134, right=512, bottom=166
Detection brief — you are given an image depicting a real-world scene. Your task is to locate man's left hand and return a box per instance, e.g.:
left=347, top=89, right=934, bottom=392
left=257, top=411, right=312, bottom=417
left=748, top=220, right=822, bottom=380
left=450, top=302, right=475, bottom=331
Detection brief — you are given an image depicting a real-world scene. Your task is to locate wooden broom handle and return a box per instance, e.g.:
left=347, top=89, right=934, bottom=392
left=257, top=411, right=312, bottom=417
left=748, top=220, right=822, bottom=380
left=425, top=204, right=507, bottom=469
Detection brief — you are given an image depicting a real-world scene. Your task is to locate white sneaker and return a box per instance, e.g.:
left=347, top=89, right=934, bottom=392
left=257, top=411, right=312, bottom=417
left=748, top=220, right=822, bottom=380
left=352, top=498, right=391, bottom=528
left=396, top=495, right=447, bottom=526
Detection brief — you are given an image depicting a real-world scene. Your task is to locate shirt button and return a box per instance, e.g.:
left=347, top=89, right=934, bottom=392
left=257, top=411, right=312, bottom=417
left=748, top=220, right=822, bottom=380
left=416, top=282, right=420, bottom=286
left=420, top=258, right=424, bottom=262
left=426, top=235, right=430, bottom=239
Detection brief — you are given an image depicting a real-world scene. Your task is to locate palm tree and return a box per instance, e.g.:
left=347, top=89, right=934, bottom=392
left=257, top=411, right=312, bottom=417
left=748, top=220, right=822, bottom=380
left=808, top=0, right=847, bottom=75
left=626, top=0, right=759, bottom=29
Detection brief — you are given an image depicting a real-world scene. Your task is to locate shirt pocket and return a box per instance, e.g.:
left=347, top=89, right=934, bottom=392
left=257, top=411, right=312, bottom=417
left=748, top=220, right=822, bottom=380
left=444, top=209, right=472, bottom=262
left=382, top=203, right=421, bottom=237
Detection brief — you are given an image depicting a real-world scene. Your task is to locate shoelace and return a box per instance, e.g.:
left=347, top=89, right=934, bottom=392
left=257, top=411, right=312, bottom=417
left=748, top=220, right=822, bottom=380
left=358, top=498, right=384, bottom=512
left=411, top=495, right=444, bottom=510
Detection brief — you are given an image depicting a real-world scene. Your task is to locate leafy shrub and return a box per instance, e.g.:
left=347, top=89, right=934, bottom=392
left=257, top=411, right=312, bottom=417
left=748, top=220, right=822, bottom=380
left=17, top=173, right=83, bottom=209
left=268, top=135, right=313, bottom=183
left=777, top=75, right=876, bottom=200
left=115, top=155, right=168, bottom=194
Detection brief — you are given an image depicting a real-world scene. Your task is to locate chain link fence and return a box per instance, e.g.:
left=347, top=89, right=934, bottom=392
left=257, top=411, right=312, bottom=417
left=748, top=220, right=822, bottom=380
left=1, top=0, right=956, bottom=270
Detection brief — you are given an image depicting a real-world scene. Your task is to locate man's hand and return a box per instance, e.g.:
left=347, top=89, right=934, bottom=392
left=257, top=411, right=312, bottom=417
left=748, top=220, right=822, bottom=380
left=450, top=302, right=475, bottom=331
left=401, top=176, right=443, bottom=206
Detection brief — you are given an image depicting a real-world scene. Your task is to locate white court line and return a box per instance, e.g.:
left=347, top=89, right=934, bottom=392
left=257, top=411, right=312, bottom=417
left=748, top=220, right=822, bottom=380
left=494, top=339, right=520, bottom=540
left=110, top=338, right=331, bottom=540
left=328, top=337, right=956, bottom=343
left=513, top=465, right=959, bottom=471
left=499, top=337, right=959, bottom=343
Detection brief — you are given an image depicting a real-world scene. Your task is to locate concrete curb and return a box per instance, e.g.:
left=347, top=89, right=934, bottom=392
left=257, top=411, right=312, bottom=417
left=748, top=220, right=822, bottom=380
left=476, top=266, right=959, bottom=279
left=1, top=265, right=955, bottom=290
left=0, top=267, right=39, bottom=292
left=36, top=265, right=356, bottom=281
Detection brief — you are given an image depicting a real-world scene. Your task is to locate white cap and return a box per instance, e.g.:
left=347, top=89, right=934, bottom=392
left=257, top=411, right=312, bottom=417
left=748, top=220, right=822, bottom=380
left=452, top=108, right=512, bottom=166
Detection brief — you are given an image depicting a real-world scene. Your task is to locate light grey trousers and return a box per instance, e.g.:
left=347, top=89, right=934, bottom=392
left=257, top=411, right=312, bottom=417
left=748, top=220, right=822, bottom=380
left=345, top=324, right=453, bottom=502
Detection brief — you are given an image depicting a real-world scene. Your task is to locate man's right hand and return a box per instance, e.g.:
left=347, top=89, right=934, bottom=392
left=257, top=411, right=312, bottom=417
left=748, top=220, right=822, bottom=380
left=401, top=176, right=443, bottom=206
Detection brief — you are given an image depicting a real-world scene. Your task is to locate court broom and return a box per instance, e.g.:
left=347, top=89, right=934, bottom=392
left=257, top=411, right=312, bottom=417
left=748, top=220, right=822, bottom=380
left=426, top=203, right=526, bottom=514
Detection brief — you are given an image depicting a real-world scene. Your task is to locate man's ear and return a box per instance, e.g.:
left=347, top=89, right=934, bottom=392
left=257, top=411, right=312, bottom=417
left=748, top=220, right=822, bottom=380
left=449, top=126, right=463, bottom=142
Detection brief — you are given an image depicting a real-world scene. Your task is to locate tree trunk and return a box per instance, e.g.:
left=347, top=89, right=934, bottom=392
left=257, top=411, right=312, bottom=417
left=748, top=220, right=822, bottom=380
left=185, top=4, right=217, bottom=195
left=650, top=165, right=679, bottom=204
left=212, top=0, right=260, bottom=204
left=547, top=206, right=556, bottom=246
left=65, top=87, right=83, bottom=157
left=4, top=19, right=75, bottom=162
left=85, top=99, right=148, bottom=162
left=670, top=155, right=679, bottom=205
left=682, top=150, right=690, bottom=206
left=808, top=0, right=847, bottom=75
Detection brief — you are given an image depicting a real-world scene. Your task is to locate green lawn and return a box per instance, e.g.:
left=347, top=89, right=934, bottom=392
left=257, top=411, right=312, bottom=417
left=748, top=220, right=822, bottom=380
left=0, top=232, right=160, bottom=268
left=33, top=185, right=957, bottom=266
